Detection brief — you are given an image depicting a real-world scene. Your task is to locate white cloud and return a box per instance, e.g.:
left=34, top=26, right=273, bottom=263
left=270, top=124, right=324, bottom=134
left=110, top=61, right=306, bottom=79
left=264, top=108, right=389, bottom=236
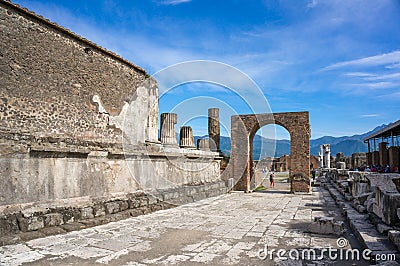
left=348, top=82, right=399, bottom=89
left=360, top=114, right=379, bottom=118
left=343, top=72, right=375, bottom=77
left=385, top=63, right=400, bottom=69
left=323, top=51, right=400, bottom=71
left=157, top=0, right=191, bottom=5
left=364, top=72, right=400, bottom=81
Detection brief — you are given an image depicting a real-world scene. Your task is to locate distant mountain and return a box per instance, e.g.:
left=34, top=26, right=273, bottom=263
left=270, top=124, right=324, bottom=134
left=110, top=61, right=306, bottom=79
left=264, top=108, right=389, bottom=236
left=310, top=124, right=388, bottom=156
left=193, top=123, right=388, bottom=159
left=310, top=139, right=367, bottom=156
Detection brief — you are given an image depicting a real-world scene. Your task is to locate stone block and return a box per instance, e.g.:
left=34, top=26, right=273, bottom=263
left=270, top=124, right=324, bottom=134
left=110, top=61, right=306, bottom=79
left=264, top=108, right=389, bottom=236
left=380, top=192, right=400, bottom=225
left=18, top=216, right=44, bottom=232
left=373, top=203, right=382, bottom=218
left=129, top=198, right=141, bottom=209
left=80, top=207, right=94, bottom=219
left=61, top=222, right=86, bottom=232
left=355, top=193, right=372, bottom=205
left=0, top=215, right=20, bottom=236
left=60, top=208, right=81, bottom=223
left=388, top=230, right=400, bottom=251
left=147, top=195, right=158, bottom=205
left=40, top=226, right=66, bottom=236
left=377, top=223, right=393, bottom=235
left=344, top=194, right=353, bottom=201
left=139, top=197, right=148, bottom=207
left=356, top=205, right=366, bottom=213
left=105, top=202, right=120, bottom=214
left=44, top=213, right=64, bottom=227
left=365, top=198, right=375, bottom=213
left=119, top=201, right=129, bottom=211
left=163, top=191, right=179, bottom=201
left=93, top=205, right=106, bottom=217
left=309, top=217, right=344, bottom=235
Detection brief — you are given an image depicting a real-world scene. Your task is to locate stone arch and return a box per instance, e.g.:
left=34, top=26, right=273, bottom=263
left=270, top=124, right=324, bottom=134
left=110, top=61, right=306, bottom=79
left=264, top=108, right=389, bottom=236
left=230, top=112, right=310, bottom=193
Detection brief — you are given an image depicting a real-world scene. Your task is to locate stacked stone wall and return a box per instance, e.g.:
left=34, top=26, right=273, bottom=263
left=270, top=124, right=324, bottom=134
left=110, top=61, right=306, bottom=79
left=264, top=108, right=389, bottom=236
left=0, top=2, right=158, bottom=145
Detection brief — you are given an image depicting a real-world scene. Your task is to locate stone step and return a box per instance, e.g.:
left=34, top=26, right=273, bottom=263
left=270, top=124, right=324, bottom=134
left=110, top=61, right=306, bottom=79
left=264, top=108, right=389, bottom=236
left=326, top=183, right=400, bottom=262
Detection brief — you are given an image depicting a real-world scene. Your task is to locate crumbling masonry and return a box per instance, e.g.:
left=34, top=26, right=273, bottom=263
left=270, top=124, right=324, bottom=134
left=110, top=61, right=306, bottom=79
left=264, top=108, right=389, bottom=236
left=0, top=1, right=225, bottom=236
left=229, top=112, right=311, bottom=193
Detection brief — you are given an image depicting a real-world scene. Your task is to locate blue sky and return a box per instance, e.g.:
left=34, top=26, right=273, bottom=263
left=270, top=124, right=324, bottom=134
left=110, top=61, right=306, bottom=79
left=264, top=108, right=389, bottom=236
left=12, top=0, right=400, bottom=139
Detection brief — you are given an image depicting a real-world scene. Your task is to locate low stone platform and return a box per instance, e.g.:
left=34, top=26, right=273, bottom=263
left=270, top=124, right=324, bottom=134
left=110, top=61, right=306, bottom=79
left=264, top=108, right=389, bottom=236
left=0, top=181, right=227, bottom=245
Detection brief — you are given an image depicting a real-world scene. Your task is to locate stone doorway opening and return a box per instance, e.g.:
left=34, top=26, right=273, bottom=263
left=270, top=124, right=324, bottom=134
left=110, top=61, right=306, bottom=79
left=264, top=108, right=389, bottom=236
left=252, top=124, right=291, bottom=192
left=230, top=112, right=311, bottom=193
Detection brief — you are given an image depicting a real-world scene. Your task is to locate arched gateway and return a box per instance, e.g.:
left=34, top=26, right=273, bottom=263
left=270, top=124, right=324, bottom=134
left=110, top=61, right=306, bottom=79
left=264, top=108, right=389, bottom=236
left=230, top=111, right=311, bottom=193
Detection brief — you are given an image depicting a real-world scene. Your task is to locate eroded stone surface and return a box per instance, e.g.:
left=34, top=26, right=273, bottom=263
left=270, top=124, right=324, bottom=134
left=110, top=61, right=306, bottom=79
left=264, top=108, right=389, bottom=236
left=0, top=187, right=374, bottom=265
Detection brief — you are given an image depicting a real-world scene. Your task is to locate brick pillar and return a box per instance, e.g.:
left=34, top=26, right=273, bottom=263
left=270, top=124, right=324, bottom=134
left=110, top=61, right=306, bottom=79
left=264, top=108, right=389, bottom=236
left=379, top=142, right=389, bottom=166
left=231, top=115, right=251, bottom=192
left=366, top=152, right=372, bottom=166
left=388, top=146, right=399, bottom=169
left=208, top=108, right=220, bottom=152
left=160, top=113, right=178, bottom=145
left=372, top=151, right=380, bottom=165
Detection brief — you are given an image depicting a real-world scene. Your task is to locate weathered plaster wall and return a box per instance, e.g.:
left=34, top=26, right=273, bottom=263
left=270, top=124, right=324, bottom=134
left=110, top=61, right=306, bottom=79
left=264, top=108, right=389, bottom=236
left=0, top=143, right=221, bottom=206
left=0, top=2, right=158, bottom=144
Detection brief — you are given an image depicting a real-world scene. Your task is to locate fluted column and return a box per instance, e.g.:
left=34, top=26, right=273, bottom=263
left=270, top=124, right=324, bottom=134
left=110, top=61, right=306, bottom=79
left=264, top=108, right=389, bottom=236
left=160, top=113, right=178, bottom=145
left=208, top=108, right=220, bottom=152
left=180, top=126, right=195, bottom=148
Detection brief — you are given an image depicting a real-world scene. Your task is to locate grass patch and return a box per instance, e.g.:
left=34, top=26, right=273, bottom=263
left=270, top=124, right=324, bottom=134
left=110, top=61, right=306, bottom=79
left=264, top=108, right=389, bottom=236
left=253, top=185, right=267, bottom=191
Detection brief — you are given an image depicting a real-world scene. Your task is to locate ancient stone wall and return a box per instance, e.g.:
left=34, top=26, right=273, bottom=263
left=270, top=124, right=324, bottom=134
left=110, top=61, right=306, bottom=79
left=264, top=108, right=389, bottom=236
left=0, top=1, right=158, bottom=145
left=351, top=152, right=366, bottom=169
left=0, top=1, right=224, bottom=235
left=0, top=180, right=227, bottom=239
left=0, top=141, right=221, bottom=206
left=310, top=155, right=318, bottom=170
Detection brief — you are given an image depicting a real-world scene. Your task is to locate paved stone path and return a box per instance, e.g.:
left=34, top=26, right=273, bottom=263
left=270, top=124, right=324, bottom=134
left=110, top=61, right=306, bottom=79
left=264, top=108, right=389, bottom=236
left=0, top=186, right=371, bottom=265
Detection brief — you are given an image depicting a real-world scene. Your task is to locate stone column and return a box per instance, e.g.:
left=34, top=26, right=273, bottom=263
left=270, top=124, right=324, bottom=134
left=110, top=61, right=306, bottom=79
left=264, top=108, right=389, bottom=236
left=208, top=108, right=220, bottom=152
left=388, top=146, right=399, bottom=169
left=366, top=152, right=372, bottom=166
left=318, top=145, right=324, bottom=168
left=322, top=144, right=330, bottom=168
left=197, top=138, right=210, bottom=151
left=160, top=113, right=178, bottom=145
left=372, top=151, right=380, bottom=165
left=179, top=126, right=195, bottom=148
left=379, top=142, right=389, bottom=166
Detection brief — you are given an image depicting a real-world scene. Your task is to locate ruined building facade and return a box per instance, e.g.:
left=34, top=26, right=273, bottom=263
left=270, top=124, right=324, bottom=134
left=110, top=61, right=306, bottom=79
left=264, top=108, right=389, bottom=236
left=0, top=1, right=225, bottom=236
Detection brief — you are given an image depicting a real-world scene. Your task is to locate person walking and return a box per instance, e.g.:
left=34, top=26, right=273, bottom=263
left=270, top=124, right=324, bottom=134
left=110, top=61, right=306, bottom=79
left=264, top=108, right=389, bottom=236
left=269, top=172, right=275, bottom=188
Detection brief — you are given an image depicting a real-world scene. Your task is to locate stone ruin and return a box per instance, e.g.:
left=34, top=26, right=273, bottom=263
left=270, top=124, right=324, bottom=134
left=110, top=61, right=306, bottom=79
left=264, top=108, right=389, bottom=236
left=0, top=1, right=226, bottom=236
left=228, top=112, right=311, bottom=193
left=318, top=144, right=331, bottom=169
left=324, top=169, right=400, bottom=251
left=333, top=152, right=367, bottom=170
left=0, top=1, right=314, bottom=237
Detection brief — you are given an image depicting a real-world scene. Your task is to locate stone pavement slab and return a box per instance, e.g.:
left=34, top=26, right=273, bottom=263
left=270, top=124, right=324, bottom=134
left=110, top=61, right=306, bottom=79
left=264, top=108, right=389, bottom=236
left=0, top=187, right=392, bottom=265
